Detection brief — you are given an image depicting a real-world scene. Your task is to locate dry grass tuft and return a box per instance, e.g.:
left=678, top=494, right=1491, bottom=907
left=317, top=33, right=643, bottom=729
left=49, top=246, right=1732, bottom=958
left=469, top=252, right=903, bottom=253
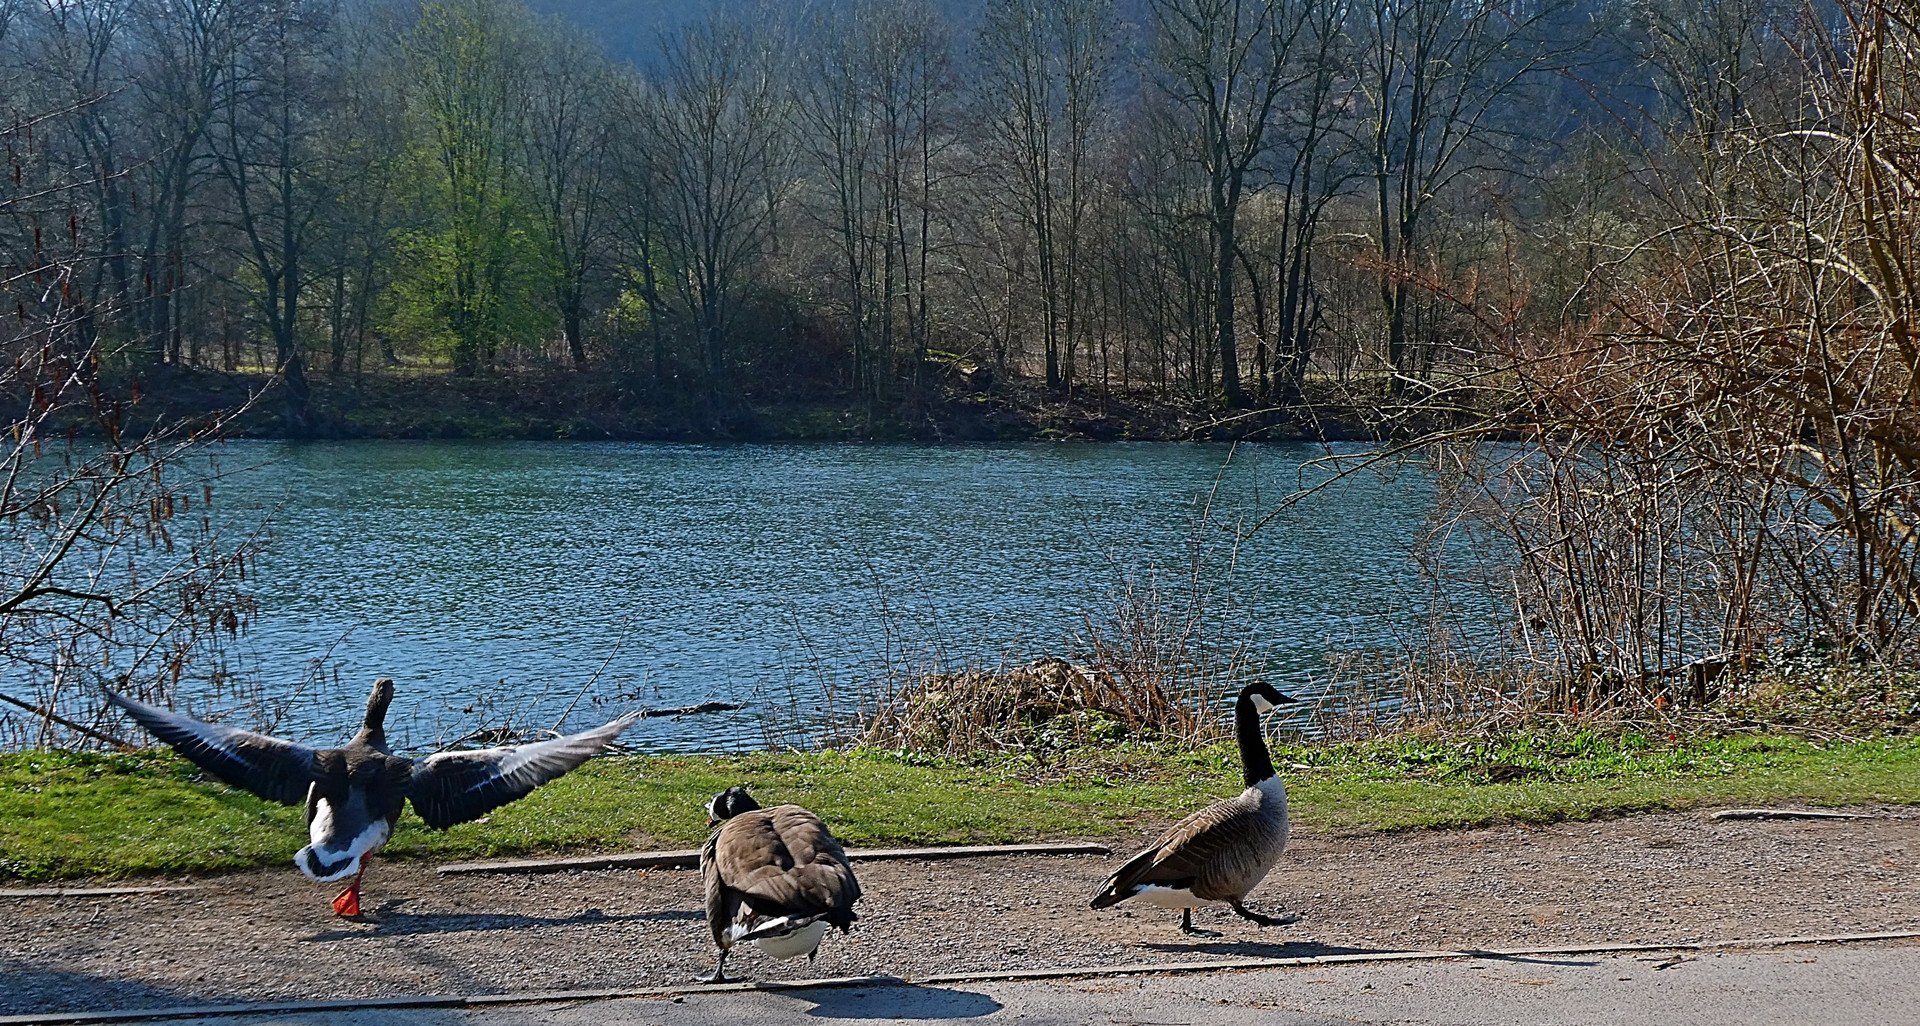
left=857, top=656, right=1212, bottom=757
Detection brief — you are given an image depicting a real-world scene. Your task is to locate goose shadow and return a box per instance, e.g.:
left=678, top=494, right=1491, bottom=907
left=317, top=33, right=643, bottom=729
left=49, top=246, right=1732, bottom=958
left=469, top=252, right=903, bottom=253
left=784, top=983, right=1003, bottom=1020
left=304, top=908, right=695, bottom=942
left=0, top=957, right=207, bottom=1017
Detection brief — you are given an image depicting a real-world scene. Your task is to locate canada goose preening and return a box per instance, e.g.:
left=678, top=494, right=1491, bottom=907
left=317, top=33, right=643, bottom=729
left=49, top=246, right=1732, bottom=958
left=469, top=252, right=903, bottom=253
left=106, top=678, right=639, bottom=916
left=1091, top=681, right=1299, bottom=934
left=698, top=785, right=861, bottom=983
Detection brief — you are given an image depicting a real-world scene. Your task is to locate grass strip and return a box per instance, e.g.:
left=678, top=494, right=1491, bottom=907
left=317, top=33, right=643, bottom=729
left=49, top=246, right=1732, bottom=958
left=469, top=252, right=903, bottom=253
left=3, top=729, right=1917, bottom=881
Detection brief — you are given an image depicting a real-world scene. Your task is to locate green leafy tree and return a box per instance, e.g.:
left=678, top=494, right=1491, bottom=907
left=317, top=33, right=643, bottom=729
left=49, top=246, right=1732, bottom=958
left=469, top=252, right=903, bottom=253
left=403, top=0, right=531, bottom=375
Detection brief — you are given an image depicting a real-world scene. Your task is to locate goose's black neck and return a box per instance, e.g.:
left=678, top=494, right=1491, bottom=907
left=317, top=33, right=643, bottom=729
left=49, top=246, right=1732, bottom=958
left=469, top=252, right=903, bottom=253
left=1234, top=690, right=1276, bottom=788
left=357, top=679, right=394, bottom=750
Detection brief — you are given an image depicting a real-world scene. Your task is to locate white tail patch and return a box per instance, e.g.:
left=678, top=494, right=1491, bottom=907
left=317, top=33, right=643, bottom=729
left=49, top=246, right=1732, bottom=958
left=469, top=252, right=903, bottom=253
left=293, top=797, right=391, bottom=883
left=752, top=920, right=830, bottom=960
left=726, top=916, right=832, bottom=960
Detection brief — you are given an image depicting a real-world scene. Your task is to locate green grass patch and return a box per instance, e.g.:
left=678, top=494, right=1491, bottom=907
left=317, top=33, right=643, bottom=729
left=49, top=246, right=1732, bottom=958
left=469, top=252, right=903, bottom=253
left=4, top=729, right=1918, bottom=881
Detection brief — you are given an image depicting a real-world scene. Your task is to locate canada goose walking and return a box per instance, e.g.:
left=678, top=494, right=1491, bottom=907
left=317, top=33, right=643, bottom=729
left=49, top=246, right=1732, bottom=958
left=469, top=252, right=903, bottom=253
left=1091, top=681, right=1298, bottom=934
left=698, top=785, right=861, bottom=983
left=106, top=678, right=638, bottom=916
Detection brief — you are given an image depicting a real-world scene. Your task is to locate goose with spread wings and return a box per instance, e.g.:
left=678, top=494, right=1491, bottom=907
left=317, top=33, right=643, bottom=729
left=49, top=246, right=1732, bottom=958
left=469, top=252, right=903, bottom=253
left=105, top=678, right=639, bottom=916
left=698, top=786, right=861, bottom=983
left=1091, top=681, right=1299, bottom=935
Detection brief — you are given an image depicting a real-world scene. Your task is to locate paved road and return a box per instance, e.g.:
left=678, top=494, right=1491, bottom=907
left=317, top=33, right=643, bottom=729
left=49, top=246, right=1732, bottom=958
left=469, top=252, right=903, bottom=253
left=132, top=941, right=1919, bottom=1026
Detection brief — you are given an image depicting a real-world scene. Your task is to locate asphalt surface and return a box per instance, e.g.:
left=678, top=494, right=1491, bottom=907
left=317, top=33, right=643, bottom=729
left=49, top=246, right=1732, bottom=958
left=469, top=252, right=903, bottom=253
left=62, top=939, right=1920, bottom=1026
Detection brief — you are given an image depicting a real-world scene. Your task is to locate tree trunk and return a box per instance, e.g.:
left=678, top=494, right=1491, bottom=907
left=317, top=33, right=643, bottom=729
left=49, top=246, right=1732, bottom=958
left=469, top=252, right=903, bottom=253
left=1238, top=245, right=1268, bottom=403
left=1215, top=207, right=1243, bottom=408
left=330, top=268, right=349, bottom=375
left=274, top=267, right=308, bottom=432
left=565, top=293, right=587, bottom=368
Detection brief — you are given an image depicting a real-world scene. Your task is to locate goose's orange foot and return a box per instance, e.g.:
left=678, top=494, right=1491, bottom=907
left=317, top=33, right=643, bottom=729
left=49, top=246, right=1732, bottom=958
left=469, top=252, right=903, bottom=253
left=331, top=884, right=361, bottom=917
left=332, top=862, right=367, bottom=917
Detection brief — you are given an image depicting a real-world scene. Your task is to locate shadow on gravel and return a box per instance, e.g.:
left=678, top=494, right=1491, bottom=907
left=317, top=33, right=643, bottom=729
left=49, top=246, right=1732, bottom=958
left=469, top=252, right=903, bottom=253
left=303, top=908, right=693, bottom=942
left=787, top=984, right=1003, bottom=1020
left=0, top=957, right=204, bottom=1016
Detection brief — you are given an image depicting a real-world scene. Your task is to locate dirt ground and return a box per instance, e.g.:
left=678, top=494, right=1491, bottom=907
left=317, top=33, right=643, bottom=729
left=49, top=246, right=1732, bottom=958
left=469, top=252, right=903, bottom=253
left=5, top=807, right=1918, bottom=1015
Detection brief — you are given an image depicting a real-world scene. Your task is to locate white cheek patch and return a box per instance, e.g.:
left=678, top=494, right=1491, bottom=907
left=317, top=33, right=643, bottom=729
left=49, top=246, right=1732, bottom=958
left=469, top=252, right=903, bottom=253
left=1251, top=694, right=1276, bottom=714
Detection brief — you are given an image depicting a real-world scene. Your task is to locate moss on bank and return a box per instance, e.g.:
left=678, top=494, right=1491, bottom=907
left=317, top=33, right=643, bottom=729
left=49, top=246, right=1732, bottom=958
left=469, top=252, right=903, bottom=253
left=3, top=729, right=1916, bottom=881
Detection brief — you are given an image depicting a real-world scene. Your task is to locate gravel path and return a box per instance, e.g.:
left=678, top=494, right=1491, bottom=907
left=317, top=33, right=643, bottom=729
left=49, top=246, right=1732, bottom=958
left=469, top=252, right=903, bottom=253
left=5, top=807, right=1917, bottom=1015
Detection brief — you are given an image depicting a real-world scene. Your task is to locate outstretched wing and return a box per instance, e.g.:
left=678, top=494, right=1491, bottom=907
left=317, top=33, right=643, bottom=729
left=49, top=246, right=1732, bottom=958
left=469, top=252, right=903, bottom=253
left=408, top=712, right=640, bottom=830
left=104, top=689, right=318, bottom=806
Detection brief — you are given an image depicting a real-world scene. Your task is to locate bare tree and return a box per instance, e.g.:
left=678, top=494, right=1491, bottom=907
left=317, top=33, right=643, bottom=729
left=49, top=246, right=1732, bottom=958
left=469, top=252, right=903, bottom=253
left=1121, top=99, right=1218, bottom=396
left=976, top=0, right=1113, bottom=392
left=647, top=16, right=792, bottom=405
left=793, top=1, right=884, bottom=399
left=1259, top=0, right=1353, bottom=402
left=1415, top=0, right=1920, bottom=706
left=1352, top=0, right=1564, bottom=385
left=127, top=0, right=255, bottom=368
left=210, top=0, right=339, bottom=427
left=21, top=0, right=137, bottom=353
left=789, top=0, right=951, bottom=403
left=1147, top=0, right=1313, bottom=408
left=869, top=0, right=954, bottom=389
left=318, top=13, right=408, bottom=376
left=525, top=20, right=614, bottom=369
left=605, top=75, right=674, bottom=391
left=0, top=85, right=262, bottom=748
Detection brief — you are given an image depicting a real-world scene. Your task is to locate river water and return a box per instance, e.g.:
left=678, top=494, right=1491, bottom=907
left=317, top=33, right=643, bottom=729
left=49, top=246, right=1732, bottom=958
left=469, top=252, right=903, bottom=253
left=201, top=441, right=1440, bottom=752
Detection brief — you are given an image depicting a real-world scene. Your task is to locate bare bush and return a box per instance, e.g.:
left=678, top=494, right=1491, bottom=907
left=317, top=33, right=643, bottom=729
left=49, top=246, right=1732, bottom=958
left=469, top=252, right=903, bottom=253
left=0, top=94, right=265, bottom=749
left=1411, top=0, right=1920, bottom=712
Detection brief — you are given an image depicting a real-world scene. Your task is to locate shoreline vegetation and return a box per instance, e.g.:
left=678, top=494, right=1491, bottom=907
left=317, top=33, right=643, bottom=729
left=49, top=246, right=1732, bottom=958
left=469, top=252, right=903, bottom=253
left=6, top=723, right=1918, bottom=882
left=15, top=656, right=1917, bottom=882
left=108, top=365, right=1411, bottom=443
left=11, top=641, right=1920, bottom=883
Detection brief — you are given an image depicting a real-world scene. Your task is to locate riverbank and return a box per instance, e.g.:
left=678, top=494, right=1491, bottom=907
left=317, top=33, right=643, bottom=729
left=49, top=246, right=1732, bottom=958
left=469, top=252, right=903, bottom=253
left=5, top=728, right=1916, bottom=881
left=113, top=365, right=1394, bottom=442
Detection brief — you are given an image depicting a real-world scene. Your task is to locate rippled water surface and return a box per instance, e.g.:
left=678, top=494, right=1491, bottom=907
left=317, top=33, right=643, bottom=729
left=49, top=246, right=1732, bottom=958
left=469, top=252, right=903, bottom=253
left=204, top=441, right=1439, bottom=752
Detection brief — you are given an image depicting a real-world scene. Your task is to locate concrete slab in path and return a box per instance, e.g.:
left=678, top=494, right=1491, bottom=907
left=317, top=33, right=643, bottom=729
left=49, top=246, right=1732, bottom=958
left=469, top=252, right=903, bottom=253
left=121, top=940, right=1920, bottom=1026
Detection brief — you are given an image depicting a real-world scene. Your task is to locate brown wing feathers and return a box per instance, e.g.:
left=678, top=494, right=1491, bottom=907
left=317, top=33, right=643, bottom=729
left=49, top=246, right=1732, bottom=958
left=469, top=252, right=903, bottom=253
left=702, top=831, right=744, bottom=948
left=1093, top=793, right=1279, bottom=905
left=709, top=805, right=860, bottom=933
